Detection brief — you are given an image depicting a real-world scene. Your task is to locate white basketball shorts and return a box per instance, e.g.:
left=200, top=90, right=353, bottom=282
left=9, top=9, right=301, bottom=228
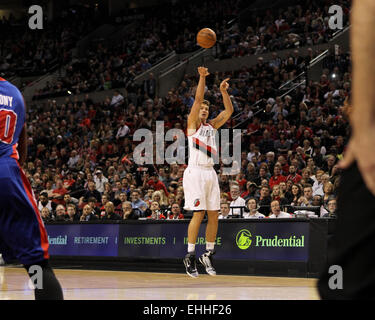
left=183, top=166, right=220, bottom=211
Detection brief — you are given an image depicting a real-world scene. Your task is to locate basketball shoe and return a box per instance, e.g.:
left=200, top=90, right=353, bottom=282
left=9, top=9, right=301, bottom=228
left=199, top=250, right=216, bottom=276
left=183, top=253, right=198, bottom=278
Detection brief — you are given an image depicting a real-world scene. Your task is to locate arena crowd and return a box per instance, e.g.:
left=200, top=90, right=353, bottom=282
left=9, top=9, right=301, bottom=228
left=25, top=45, right=350, bottom=223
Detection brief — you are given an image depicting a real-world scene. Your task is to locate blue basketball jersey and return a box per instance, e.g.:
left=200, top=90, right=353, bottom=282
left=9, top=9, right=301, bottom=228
left=0, top=77, right=25, bottom=160
left=0, top=77, right=49, bottom=265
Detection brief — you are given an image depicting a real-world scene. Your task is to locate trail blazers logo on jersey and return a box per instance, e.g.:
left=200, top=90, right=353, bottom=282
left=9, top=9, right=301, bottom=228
left=194, top=199, right=200, bottom=207
left=192, top=137, right=218, bottom=161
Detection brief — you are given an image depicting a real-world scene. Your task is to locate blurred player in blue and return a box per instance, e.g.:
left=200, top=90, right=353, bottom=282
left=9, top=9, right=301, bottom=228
left=0, top=77, right=63, bottom=300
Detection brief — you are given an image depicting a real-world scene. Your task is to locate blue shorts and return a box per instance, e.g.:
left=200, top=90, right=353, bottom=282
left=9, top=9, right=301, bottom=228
left=0, top=157, right=49, bottom=265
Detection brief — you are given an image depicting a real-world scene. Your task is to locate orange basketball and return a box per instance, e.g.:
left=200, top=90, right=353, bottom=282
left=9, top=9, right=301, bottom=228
left=197, top=28, right=217, bottom=49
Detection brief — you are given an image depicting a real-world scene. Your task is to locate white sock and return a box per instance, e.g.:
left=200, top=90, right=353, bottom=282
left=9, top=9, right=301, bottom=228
left=206, top=242, right=215, bottom=251
left=188, top=243, right=195, bottom=253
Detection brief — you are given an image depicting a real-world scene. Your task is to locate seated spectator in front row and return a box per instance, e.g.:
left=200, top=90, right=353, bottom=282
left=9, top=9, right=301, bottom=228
left=101, top=202, right=122, bottom=220
left=269, top=200, right=292, bottom=218
left=66, top=204, right=80, bottom=222
left=243, top=198, right=265, bottom=219
left=322, top=199, right=337, bottom=218
left=41, top=207, right=55, bottom=223
left=122, top=201, right=140, bottom=220
left=168, top=203, right=184, bottom=220
left=146, top=201, right=166, bottom=220
left=80, top=204, right=99, bottom=221
left=219, top=202, right=231, bottom=219
left=55, top=204, right=68, bottom=221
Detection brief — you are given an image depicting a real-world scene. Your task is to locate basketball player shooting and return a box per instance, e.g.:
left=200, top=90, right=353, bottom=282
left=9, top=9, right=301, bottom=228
left=183, top=66, right=233, bottom=277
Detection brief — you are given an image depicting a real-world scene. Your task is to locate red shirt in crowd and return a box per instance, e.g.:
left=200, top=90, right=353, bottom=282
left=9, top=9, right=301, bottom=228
left=286, top=173, right=302, bottom=184
left=51, top=187, right=69, bottom=205
left=269, top=174, right=286, bottom=189
left=168, top=213, right=184, bottom=220
left=147, top=179, right=169, bottom=197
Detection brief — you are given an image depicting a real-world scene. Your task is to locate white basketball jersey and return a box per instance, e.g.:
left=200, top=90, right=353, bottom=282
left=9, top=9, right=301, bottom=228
left=187, top=122, right=218, bottom=167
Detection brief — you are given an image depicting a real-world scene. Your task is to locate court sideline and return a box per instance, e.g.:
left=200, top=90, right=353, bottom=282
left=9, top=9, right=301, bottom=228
left=0, top=266, right=320, bottom=300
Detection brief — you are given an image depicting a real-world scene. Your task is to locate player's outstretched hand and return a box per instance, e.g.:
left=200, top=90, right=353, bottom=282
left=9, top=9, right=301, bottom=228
left=220, top=78, right=230, bottom=92
left=198, top=66, right=209, bottom=77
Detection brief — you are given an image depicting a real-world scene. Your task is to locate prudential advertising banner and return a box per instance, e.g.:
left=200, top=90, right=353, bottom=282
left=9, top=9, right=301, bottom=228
left=45, top=221, right=309, bottom=261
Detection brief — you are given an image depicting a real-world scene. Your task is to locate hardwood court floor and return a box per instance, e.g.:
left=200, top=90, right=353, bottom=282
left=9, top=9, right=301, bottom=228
left=0, top=266, right=320, bottom=300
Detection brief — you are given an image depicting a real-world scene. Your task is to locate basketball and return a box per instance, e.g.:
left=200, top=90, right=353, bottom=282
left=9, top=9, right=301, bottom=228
left=197, top=28, right=217, bottom=48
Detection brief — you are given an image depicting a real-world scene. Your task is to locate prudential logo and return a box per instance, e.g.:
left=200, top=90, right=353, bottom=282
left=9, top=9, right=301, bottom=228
left=236, top=229, right=252, bottom=250
left=235, top=229, right=305, bottom=249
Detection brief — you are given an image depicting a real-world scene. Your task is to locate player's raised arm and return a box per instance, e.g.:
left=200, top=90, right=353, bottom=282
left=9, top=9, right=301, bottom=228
left=209, top=78, right=233, bottom=129
left=188, top=67, right=209, bottom=128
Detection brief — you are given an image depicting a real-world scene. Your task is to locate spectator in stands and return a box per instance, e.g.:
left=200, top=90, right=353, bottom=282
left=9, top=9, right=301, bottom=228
left=41, top=207, right=55, bottom=223
left=151, top=190, right=168, bottom=211
left=229, top=183, right=246, bottom=217
left=312, top=170, right=325, bottom=196
left=312, top=195, right=328, bottom=217
left=168, top=203, right=184, bottom=220
left=271, top=184, right=289, bottom=206
left=110, top=90, right=124, bottom=107
left=269, top=165, right=286, bottom=189
left=101, top=201, right=121, bottom=220
left=257, top=186, right=272, bottom=216
left=122, top=201, right=140, bottom=220
left=286, top=165, right=302, bottom=184
left=243, top=198, right=265, bottom=219
left=99, top=194, right=109, bottom=212
left=55, top=204, right=68, bottom=221
left=300, top=168, right=315, bottom=186
left=130, top=189, right=148, bottom=216
left=146, top=201, right=166, bottom=220
left=143, top=73, right=156, bottom=99
left=66, top=204, right=80, bottom=222
left=322, top=198, right=337, bottom=218
left=94, top=169, right=108, bottom=194
left=241, top=181, right=258, bottom=201
left=322, top=154, right=337, bottom=176
left=37, top=191, right=55, bottom=213
left=145, top=172, right=169, bottom=197
left=298, top=185, right=314, bottom=207
left=165, top=193, right=176, bottom=212
left=114, top=191, right=127, bottom=212
left=80, top=204, right=99, bottom=221
left=63, top=193, right=79, bottom=208
left=67, top=150, right=80, bottom=169
left=116, top=120, right=130, bottom=140
left=219, top=202, right=231, bottom=220
left=268, top=200, right=292, bottom=218
left=290, top=183, right=303, bottom=206
left=51, top=179, right=69, bottom=205
left=82, top=181, right=102, bottom=203
left=323, top=181, right=336, bottom=207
